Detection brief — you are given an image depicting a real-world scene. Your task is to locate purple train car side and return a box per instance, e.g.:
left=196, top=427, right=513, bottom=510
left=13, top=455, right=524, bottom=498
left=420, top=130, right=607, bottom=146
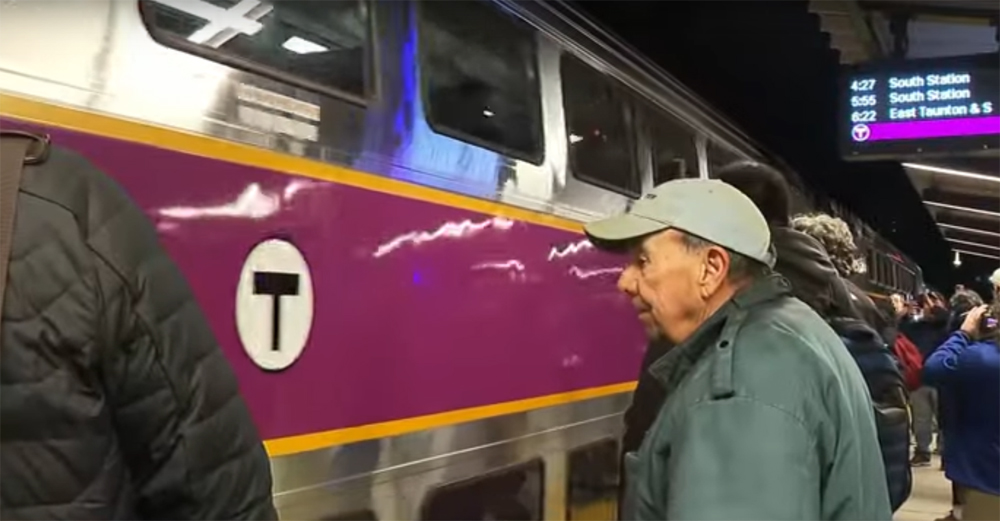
left=0, top=0, right=922, bottom=519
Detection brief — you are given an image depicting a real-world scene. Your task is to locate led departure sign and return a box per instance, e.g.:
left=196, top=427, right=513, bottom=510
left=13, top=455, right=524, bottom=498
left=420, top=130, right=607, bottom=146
left=840, top=53, right=1000, bottom=160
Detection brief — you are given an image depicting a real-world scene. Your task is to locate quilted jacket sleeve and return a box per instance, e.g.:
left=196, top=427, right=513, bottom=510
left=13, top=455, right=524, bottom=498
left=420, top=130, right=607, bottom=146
left=83, top=156, right=277, bottom=519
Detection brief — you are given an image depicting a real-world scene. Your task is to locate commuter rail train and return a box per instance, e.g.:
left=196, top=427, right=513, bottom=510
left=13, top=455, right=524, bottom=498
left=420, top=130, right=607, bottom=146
left=0, top=0, right=923, bottom=519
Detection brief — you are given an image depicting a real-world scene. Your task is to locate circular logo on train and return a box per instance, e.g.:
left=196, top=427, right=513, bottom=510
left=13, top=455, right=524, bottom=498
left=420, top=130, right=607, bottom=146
left=235, top=238, right=314, bottom=371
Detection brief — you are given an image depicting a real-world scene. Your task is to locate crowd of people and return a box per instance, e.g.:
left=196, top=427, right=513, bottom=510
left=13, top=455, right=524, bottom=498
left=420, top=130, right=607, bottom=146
left=598, top=161, right=999, bottom=520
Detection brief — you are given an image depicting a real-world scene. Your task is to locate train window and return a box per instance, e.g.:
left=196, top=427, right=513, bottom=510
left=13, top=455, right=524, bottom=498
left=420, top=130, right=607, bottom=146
left=867, top=250, right=877, bottom=285
left=139, top=0, right=371, bottom=100
left=566, top=439, right=620, bottom=521
left=561, top=53, right=640, bottom=197
left=417, top=0, right=544, bottom=164
left=707, top=140, right=744, bottom=177
left=644, top=109, right=698, bottom=185
left=420, top=459, right=544, bottom=521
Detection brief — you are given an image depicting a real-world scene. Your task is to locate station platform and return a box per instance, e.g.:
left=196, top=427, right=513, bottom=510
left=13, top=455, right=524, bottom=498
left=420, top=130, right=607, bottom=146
left=895, top=457, right=953, bottom=521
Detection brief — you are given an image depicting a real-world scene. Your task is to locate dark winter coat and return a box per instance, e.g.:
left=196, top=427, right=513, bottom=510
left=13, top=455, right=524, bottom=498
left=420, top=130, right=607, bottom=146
left=0, top=143, right=277, bottom=520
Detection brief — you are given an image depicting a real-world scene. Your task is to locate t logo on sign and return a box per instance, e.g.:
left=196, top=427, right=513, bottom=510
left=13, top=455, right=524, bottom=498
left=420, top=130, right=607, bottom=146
left=253, top=271, right=300, bottom=352
left=236, top=239, right=314, bottom=371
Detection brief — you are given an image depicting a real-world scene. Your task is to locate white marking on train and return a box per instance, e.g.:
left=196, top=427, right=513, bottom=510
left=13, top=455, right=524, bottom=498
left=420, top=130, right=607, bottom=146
left=150, top=0, right=268, bottom=46
left=236, top=239, right=314, bottom=371
left=236, top=83, right=321, bottom=122
left=237, top=105, right=319, bottom=142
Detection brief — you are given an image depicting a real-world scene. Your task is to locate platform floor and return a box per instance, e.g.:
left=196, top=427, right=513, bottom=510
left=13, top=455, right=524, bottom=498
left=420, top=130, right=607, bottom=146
left=895, top=457, right=952, bottom=521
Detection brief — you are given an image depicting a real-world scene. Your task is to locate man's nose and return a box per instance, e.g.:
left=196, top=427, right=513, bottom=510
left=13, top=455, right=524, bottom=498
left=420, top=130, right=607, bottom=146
left=617, top=265, right=638, bottom=295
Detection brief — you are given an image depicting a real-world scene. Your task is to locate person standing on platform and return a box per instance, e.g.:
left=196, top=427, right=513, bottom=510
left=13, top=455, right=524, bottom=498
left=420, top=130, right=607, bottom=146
left=903, top=291, right=951, bottom=467
left=924, top=304, right=1000, bottom=521
left=587, top=178, right=890, bottom=520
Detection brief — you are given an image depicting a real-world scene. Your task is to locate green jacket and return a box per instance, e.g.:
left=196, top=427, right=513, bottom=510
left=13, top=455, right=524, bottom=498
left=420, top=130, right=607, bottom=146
left=622, top=275, right=891, bottom=520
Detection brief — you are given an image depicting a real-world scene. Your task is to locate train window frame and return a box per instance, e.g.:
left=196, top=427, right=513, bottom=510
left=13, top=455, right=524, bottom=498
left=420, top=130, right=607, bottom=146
left=419, top=458, right=545, bottom=521
left=414, top=0, right=546, bottom=165
left=706, top=140, right=745, bottom=178
left=560, top=52, right=641, bottom=198
left=137, top=0, right=376, bottom=105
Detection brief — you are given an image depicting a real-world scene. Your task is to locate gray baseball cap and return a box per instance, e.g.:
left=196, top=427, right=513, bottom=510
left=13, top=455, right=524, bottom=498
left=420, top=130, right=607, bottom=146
left=584, top=178, right=776, bottom=268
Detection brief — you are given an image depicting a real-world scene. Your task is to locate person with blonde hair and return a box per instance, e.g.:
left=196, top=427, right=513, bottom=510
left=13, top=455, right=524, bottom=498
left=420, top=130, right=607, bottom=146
left=790, top=212, right=890, bottom=340
left=790, top=213, right=864, bottom=279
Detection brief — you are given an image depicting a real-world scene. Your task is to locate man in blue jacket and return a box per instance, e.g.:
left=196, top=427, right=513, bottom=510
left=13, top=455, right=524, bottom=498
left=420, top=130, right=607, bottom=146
left=924, top=304, right=1000, bottom=521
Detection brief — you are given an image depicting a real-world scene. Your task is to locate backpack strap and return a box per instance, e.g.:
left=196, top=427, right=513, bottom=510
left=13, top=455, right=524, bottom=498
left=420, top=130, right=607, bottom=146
left=0, top=131, right=50, bottom=345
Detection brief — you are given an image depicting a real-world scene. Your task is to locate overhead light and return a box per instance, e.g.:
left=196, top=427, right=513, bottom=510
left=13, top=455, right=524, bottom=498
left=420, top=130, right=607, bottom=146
left=955, top=248, right=1000, bottom=261
left=946, top=237, right=1000, bottom=251
left=925, top=201, right=1000, bottom=218
left=953, top=251, right=962, bottom=267
left=482, top=109, right=495, bottom=118
left=281, top=36, right=329, bottom=55
left=903, top=162, right=1000, bottom=183
left=939, top=223, right=1000, bottom=238
left=569, top=134, right=584, bottom=144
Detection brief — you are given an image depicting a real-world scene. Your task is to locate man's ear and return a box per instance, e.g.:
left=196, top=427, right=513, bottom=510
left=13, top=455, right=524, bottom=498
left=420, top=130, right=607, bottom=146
left=700, top=246, right=730, bottom=297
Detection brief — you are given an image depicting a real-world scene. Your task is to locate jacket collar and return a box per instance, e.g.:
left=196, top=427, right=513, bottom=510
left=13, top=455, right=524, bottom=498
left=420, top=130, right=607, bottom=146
left=648, top=274, right=793, bottom=396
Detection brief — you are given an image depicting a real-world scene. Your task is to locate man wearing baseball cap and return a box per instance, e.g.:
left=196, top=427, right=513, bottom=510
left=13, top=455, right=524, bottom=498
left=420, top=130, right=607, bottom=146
left=588, top=179, right=890, bottom=520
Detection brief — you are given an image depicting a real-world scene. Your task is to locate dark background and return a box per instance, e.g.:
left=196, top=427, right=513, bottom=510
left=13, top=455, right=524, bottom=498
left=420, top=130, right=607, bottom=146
left=575, top=0, right=997, bottom=296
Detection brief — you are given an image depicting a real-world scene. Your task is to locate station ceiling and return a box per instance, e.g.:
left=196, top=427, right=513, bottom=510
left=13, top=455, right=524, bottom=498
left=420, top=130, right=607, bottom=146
left=811, top=0, right=1000, bottom=267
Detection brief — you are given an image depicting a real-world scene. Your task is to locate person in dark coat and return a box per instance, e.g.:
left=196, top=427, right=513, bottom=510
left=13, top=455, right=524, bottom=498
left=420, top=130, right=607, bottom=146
left=901, top=290, right=952, bottom=466
left=788, top=212, right=893, bottom=344
left=715, top=162, right=860, bottom=321
left=0, top=133, right=277, bottom=520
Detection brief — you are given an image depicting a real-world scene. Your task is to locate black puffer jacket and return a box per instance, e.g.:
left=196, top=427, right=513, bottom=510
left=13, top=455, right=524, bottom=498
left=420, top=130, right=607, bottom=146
left=0, top=142, right=276, bottom=520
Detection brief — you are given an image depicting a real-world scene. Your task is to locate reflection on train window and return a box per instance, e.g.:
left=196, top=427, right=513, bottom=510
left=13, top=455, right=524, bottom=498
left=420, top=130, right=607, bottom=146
left=417, top=0, right=544, bottom=164
left=561, top=53, right=640, bottom=197
left=644, top=109, right=698, bottom=185
left=567, top=439, right=620, bottom=521
left=139, top=0, right=370, bottom=100
left=421, top=459, right=544, bottom=521
left=320, top=510, right=377, bottom=521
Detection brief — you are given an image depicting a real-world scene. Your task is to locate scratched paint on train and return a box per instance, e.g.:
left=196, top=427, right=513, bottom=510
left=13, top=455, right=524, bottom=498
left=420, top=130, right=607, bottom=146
left=0, top=107, right=647, bottom=450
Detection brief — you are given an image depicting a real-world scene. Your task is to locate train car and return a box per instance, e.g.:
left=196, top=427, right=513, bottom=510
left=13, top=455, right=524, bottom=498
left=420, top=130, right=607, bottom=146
left=862, top=233, right=925, bottom=299
left=822, top=199, right=925, bottom=299
left=0, top=0, right=921, bottom=519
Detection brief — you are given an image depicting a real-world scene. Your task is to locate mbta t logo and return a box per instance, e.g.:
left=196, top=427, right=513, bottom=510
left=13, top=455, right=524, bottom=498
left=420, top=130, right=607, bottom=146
left=235, top=239, right=314, bottom=371
left=253, top=271, right=300, bottom=352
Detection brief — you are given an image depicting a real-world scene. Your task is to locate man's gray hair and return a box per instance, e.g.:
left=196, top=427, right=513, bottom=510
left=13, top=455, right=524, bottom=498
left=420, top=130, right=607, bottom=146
left=790, top=213, right=864, bottom=277
left=679, top=232, right=771, bottom=282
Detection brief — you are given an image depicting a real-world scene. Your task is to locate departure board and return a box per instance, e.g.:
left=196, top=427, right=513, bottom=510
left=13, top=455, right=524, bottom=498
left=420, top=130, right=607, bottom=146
left=839, top=53, right=1000, bottom=160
